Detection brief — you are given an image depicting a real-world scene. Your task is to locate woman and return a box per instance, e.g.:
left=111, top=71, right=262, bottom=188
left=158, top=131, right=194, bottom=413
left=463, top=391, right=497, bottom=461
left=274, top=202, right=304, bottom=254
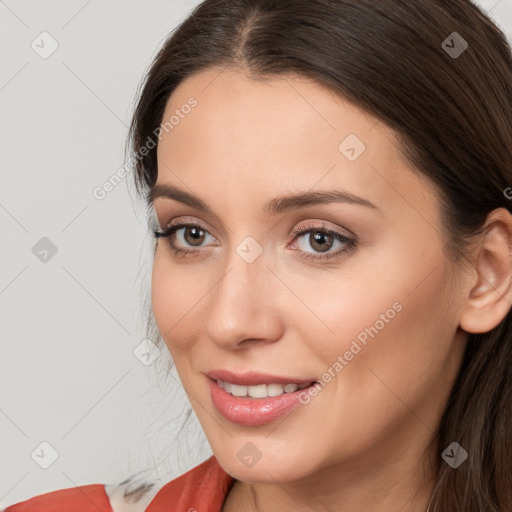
left=4, top=0, right=512, bottom=510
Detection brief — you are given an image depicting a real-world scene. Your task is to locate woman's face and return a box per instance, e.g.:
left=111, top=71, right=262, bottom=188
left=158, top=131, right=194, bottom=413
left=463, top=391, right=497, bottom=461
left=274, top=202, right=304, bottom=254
left=151, top=68, right=468, bottom=483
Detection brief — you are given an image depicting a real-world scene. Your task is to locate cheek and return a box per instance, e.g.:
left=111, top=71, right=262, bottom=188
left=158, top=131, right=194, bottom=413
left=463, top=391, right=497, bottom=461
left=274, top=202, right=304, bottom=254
left=285, top=259, right=458, bottom=461
left=285, top=255, right=407, bottom=358
left=151, top=249, right=203, bottom=354
left=296, top=244, right=456, bottom=388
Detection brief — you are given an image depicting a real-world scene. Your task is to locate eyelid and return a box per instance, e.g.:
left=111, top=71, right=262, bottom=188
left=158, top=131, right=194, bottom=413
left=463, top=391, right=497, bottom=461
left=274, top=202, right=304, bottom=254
left=154, top=215, right=352, bottom=241
left=289, top=219, right=355, bottom=240
left=154, top=215, right=218, bottom=238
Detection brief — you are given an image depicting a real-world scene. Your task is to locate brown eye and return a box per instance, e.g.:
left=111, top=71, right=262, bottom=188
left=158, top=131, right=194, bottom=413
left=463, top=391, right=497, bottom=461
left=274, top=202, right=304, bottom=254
left=153, top=221, right=216, bottom=256
left=308, top=231, right=334, bottom=253
left=183, top=226, right=206, bottom=246
left=289, top=222, right=358, bottom=262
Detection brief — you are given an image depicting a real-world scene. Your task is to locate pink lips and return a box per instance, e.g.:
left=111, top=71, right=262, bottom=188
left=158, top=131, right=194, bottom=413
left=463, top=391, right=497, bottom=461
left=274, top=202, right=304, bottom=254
left=206, top=369, right=318, bottom=426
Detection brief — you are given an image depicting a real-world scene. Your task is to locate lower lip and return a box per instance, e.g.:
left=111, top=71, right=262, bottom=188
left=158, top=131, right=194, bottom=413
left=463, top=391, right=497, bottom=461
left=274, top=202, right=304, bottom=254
left=208, top=378, right=316, bottom=426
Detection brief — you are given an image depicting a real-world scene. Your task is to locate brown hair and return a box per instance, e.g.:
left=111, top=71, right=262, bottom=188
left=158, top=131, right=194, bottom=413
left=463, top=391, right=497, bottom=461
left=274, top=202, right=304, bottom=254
left=126, top=1, right=512, bottom=509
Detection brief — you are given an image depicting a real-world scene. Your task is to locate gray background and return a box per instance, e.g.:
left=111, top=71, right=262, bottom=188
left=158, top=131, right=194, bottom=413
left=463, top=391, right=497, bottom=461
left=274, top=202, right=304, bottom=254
left=1, top=0, right=511, bottom=507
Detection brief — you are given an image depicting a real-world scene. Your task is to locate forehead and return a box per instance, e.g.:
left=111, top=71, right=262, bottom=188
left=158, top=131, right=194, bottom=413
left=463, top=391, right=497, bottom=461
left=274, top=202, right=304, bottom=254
left=155, top=68, right=440, bottom=225
left=159, top=67, right=384, bottom=153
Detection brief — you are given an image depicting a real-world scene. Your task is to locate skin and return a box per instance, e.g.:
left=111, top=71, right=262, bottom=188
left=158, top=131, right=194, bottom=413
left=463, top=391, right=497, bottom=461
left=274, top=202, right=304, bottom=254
left=150, top=67, right=512, bottom=512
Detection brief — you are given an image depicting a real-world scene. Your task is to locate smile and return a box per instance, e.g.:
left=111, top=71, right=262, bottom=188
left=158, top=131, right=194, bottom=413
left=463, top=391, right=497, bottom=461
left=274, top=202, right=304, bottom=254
left=216, top=379, right=314, bottom=398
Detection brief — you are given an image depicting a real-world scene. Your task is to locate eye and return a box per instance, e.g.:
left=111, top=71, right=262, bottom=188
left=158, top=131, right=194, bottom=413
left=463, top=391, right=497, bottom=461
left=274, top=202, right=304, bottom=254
left=152, top=218, right=357, bottom=262
left=153, top=219, right=216, bottom=257
left=288, top=221, right=357, bottom=262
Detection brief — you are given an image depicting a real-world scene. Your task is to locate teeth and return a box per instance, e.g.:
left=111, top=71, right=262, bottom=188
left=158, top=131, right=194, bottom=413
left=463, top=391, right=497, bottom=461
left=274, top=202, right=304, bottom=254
left=217, top=379, right=314, bottom=398
left=248, top=384, right=267, bottom=398
left=268, top=383, right=286, bottom=396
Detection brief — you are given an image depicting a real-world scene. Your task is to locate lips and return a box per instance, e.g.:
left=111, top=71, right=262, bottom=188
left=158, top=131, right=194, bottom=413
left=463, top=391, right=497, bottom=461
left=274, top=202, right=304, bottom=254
left=205, top=369, right=319, bottom=425
left=208, top=378, right=318, bottom=426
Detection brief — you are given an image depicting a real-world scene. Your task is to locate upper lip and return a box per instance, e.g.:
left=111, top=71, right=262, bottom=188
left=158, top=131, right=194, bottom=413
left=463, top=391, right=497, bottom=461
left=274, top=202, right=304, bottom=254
left=206, top=369, right=317, bottom=386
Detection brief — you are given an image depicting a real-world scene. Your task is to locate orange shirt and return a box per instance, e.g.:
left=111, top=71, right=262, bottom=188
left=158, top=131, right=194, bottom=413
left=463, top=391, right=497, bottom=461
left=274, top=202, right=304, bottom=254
left=2, top=455, right=236, bottom=512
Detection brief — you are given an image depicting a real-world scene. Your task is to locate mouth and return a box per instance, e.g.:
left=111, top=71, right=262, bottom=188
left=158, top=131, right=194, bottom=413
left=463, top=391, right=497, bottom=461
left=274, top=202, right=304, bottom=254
left=213, top=378, right=318, bottom=399
left=207, top=375, right=320, bottom=426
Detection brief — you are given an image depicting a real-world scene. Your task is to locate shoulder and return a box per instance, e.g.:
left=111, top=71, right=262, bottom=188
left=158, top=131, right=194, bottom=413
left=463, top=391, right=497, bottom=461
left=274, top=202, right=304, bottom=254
left=0, top=469, right=162, bottom=512
left=146, top=455, right=235, bottom=512
left=0, top=484, right=114, bottom=512
left=1, top=457, right=235, bottom=512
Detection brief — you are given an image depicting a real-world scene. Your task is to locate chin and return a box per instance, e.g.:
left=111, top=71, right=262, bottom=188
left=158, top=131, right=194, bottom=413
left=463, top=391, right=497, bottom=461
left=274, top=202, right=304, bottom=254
left=213, top=444, right=317, bottom=483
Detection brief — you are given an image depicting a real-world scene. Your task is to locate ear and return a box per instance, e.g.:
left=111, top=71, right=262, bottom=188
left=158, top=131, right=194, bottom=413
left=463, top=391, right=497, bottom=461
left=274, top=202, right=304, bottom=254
left=459, top=207, right=512, bottom=334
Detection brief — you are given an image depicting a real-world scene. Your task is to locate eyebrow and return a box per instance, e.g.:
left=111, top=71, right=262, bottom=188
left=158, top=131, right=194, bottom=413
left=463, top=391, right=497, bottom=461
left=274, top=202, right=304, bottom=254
left=148, top=184, right=380, bottom=216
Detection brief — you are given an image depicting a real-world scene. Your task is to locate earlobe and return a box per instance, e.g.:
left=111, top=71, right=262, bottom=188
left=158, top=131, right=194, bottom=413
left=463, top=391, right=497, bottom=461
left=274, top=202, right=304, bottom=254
left=459, top=208, right=512, bottom=334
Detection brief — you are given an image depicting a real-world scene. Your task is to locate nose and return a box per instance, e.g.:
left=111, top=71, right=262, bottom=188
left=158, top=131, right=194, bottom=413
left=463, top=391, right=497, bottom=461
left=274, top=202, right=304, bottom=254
left=204, top=243, right=285, bottom=350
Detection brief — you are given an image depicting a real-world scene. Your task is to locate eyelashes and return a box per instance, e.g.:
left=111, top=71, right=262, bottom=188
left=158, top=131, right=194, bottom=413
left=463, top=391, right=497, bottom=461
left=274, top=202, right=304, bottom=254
left=152, top=219, right=358, bottom=262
